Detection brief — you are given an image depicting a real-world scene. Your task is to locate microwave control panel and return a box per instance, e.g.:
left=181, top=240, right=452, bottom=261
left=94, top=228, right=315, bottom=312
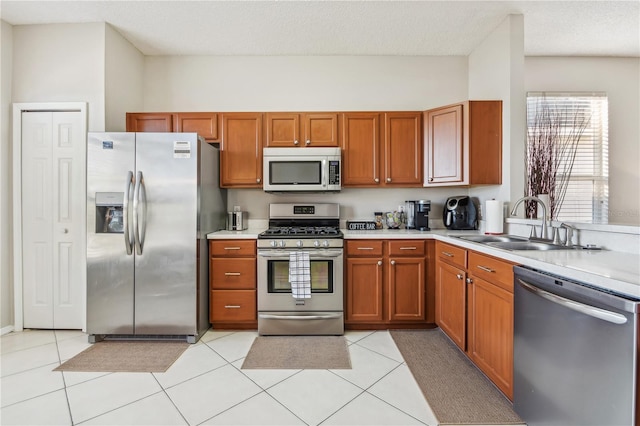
left=329, top=161, right=340, bottom=185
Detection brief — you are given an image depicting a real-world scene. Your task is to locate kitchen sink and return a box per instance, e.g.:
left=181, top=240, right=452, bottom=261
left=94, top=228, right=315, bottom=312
left=455, top=235, right=529, bottom=243
left=485, top=241, right=574, bottom=251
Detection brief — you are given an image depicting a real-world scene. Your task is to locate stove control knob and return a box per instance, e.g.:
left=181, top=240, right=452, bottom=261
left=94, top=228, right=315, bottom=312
left=296, top=240, right=304, bottom=248
left=270, top=240, right=277, bottom=248
left=279, top=240, right=286, bottom=248
left=322, top=240, right=330, bottom=248
left=313, top=240, right=320, bottom=247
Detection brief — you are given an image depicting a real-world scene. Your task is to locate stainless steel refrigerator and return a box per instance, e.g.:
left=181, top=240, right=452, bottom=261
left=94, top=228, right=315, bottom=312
left=86, top=132, right=226, bottom=343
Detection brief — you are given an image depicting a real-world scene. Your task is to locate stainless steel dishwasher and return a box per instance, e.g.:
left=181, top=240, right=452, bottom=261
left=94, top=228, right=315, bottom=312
left=513, top=265, right=638, bottom=426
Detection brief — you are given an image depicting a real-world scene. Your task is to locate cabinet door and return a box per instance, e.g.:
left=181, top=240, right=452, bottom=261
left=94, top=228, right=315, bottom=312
left=341, top=113, right=381, bottom=186
left=384, top=112, right=422, bottom=186
left=425, top=104, right=463, bottom=185
left=220, top=113, right=263, bottom=187
left=174, top=112, right=219, bottom=142
left=435, top=260, right=466, bottom=350
left=388, top=257, right=425, bottom=321
left=126, top=113, right=173, bottom=132
left=346, top=257, right=384, bottom=322
left=468, top=276, right=513, bottom=399
left=265, top=113, right=300, bottom=147
left=304, top=113, right=339, bottom=147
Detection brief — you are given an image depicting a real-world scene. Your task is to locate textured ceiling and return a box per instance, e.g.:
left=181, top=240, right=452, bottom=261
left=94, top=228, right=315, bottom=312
left=1, top=1, right=639, bottom=57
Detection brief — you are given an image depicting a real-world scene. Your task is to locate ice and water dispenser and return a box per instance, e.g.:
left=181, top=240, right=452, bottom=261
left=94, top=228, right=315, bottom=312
left=95, top=192, right=124, bottom=233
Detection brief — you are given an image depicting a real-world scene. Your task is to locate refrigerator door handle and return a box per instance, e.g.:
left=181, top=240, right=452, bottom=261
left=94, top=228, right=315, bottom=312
left=133, top=171, right=147, bottom=255
left=123, top=171, right=134, bottom=255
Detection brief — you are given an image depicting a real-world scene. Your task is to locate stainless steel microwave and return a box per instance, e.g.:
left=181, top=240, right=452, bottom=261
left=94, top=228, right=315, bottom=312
left=263, top=147, right=341, bottom=192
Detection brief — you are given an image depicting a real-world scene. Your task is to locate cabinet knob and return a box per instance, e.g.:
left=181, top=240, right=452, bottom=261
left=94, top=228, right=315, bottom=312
left=429, top=177, right=434, bottom=182
left=390, top=260, right=396, bottom=265
left=256, top=178, right=261, bottom=183
left=306, top=140, right=311, bottom=145
left=456, top=274, right=463, bottom=280
left=377, top=260, right=382, bottom=266
left=386, top=177, right=391, bottom=182
left=294, top=140, right=299, bottom=145
left=374, top=178, right=379, bottom=183
left=466, top=278, right=473, bottom=284
left=60, top=228, right=69, bottom=234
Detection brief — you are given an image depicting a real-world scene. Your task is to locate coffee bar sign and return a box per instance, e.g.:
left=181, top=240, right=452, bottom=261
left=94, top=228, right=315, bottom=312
left=346, top=221, right=377, bottom=231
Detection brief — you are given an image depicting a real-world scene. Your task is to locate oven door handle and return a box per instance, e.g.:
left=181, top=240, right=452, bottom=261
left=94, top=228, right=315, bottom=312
left=259, top=313, right=343, bottom=320
left=258, top=250, right=343, bottom=258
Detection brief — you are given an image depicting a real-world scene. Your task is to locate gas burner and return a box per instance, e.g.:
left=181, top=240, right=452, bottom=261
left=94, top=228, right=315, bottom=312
left=259, top=226, right=342, bottom=239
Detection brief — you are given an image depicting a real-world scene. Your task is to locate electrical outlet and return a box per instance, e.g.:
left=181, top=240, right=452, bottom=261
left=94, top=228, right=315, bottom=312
left=398, top=205, right=404, bottom=212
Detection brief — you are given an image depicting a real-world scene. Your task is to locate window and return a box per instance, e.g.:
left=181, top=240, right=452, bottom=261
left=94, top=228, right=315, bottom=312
left=526, top=92, right=608, bottom=223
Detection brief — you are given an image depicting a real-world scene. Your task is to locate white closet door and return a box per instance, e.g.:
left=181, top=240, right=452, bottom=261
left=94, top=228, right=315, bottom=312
left=22, top=111, right=85, bottom=329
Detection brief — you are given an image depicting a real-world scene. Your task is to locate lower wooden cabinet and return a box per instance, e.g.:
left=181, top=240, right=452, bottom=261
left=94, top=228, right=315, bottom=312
left=435, top=240, right=515, bottom=400
left=209, top=239, right=257, bottom=329
left=346, top=239, right=430, bottom=328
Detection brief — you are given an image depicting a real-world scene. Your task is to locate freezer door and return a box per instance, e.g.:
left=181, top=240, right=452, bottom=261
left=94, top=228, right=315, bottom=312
left=133, top=133, right=199, bottom=335
left=86, top=133, right=135, bottom=335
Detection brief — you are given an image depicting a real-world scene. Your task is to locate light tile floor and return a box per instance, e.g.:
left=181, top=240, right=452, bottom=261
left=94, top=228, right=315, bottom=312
left=0, top=329, right=439, bottom=425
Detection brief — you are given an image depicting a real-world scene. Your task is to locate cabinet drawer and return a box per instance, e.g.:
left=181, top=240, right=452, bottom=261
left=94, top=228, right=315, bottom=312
left=210, top=240, right=256, bottom=257
left=346, top=240, right=384, bottom=256
left=210, top=290, right=256, bottom=322
left=388, top=240, right=425, bottom=256
left=437, top=241, right=467, bottom=268
left=469, top=251, right=515, bottom=293
left=210, top=258, right=256, bottom=289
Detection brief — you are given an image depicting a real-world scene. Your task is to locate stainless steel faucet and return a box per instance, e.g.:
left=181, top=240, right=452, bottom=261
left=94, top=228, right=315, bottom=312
left=510, top=196, right=550, bottom=240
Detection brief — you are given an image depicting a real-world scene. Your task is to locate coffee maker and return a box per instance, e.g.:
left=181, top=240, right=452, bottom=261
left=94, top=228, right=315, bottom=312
left=405, top=200, right=431, bottom=231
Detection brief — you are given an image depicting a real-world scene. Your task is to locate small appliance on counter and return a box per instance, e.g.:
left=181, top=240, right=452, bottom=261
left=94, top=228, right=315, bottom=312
left=405, top=200, right=431, bottom=231
left=227, top=209, right=248, bottom=231
left=443, top=196, right=478, bottom=230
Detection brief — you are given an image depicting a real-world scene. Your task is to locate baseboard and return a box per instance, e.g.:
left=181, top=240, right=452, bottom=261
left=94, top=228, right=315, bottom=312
left=1, top=325, right=15, bottom=336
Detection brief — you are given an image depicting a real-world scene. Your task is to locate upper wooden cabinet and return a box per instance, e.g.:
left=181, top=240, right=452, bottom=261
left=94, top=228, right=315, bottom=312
left=265, top=113, right=339, bottom=147
left=126, top=112, right=220, bottom=143
left=173, top=112, right=220, bottom=142
left=342, top=111, right=422, bottom=187
left=126, top=113, right=173, bottom=132
left=220, top=113, right=263, bottom=188
left=424, top=101, right=502, bottom=187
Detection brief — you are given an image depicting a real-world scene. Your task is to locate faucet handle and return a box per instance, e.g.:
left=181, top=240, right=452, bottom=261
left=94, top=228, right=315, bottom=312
left=560, top=223, right=576, bottom=246
left=552, top=227, right=564, bottom=245
left=529, top=225, right=538, bottom=239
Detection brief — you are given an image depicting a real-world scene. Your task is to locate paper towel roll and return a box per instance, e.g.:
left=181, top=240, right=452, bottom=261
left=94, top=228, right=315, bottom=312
left=485, top=199, right=504, bottom=234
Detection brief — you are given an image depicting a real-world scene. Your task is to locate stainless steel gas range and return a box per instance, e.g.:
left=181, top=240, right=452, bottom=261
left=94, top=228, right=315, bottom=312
left=257, top=203, right=344, bottom=335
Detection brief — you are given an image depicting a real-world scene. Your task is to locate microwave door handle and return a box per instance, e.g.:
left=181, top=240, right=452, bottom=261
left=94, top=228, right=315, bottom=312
left=322, top=159, right=327, bottom=188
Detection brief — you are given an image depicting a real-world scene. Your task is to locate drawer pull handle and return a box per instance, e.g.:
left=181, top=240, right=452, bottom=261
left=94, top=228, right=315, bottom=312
left=224, top=247, right=241, bottom=250
left=399, top=247, right=417, bottom=250
left=477, top=265, right=495, bottom=273
left=224, top=272, right=241, bottom=276
left=224, top=305, right=241, bottom=309
left=357, top=247, right=374, bottom=250
left=441, top=251, right=454, bottom=257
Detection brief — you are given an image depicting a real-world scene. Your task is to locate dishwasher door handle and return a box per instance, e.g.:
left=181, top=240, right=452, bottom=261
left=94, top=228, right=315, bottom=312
left=517, top=278, right=628, bottom=325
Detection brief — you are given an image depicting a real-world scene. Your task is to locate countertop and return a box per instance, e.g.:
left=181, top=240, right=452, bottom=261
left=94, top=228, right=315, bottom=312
left=208, top=228, right=640, bottom=299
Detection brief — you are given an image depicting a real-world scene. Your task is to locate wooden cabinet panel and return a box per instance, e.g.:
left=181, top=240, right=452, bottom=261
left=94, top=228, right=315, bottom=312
left=435, top=260, right=467, bottom=350
left=388, top=257, right=425, bottom=321
left=210, top=258, right=256, bottom=290
left=436, top=242, right=467, bottom=269
left=210, top=240, right=256, bottom=257
left=388, top=240, right=425, bottom=256
left=305, top=113, right=339, bottom=147
left=220, top=113, right=263, bottom=188
left=468, top=251, right=515, bottom=293
left=266, top=112, right=338, bottom=147
left=424, top=101, right=502, bottom=187
left=346, top=258, right=384, bottom=322
left=341, top=113, right=381, bottom=186
left=265, top=113, right=300, bottom=147
left=126, top=113, right=173, bottom=132
left=384, top=112, right=422, bottom=186
left=174, top=112, right=219, bottom=142
left=210, top=290, right=256, bottom=322
left=346, top=240, right=384, bottom=256
left=468, top=276, right=513, bottom=399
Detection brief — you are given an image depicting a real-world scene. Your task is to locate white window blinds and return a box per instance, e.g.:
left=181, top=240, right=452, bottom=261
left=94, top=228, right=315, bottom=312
left=526, top=92, right=609, bottom=223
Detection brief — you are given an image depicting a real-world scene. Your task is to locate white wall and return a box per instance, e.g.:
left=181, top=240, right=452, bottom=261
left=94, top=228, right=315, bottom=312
left=525, top=57, right=640, bottom=225
left=143, top=55, right=469, bottom=223
left=105, top=24, right=144, bottom=131
left=467, top=14, right=525, bottom=220
left=12, top=23, right=106, bottom=131
left=1, top=21, right=14, bottom=331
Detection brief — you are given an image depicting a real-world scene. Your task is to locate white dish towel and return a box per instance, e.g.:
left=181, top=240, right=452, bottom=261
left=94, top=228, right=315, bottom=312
left=289, top=251, right=311, bottom=299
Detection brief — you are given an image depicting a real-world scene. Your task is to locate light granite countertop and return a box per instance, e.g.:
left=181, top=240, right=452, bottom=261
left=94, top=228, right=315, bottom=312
left=208, top=228, right=640, bottom=299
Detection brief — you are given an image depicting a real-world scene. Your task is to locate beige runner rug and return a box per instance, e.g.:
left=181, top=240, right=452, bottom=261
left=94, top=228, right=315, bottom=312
left=54, top=341, right=189, bottom=373
left=390, top=329, right=523, bottom=425
left=241, top=336, right=351, bottom=369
